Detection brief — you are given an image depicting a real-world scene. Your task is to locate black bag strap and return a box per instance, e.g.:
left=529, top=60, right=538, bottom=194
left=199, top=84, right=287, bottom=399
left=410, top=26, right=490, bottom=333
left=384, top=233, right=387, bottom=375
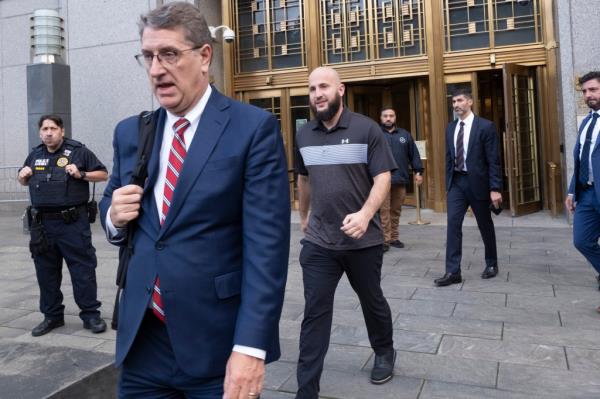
left=111, top=110, right=158, bottom=330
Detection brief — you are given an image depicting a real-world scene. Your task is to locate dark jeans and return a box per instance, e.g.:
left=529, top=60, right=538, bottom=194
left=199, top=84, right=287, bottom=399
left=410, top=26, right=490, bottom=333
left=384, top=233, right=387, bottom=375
left=119, top=311, right=224, bottom=399
left=296, top=241, right=394, bottom=399
left=573, top=185, right=600, bottom=275
left=445, top=173, right=498, bottom=275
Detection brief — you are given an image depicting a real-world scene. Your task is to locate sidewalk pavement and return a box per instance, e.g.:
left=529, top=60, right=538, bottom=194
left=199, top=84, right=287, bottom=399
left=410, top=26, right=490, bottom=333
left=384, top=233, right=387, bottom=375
left=1, top=208, right=599, bottom=398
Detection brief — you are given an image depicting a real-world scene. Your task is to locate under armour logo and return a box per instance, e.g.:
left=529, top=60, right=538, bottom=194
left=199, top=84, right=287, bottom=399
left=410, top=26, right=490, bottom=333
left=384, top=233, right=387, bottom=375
left=341, top=138, right=350, bottom=144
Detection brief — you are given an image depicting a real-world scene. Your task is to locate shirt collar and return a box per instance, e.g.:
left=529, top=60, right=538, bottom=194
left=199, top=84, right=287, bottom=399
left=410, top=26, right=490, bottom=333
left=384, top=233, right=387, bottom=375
left=313, top=106, right=350, bottom=133
left=165, top=84, right=212, bottom=130
left=458, top=112, right=475, bottom=126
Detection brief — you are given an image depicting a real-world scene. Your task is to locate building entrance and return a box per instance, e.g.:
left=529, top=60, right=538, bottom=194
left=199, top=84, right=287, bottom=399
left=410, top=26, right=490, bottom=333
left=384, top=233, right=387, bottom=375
left=446, top=65, right=543, bottom=216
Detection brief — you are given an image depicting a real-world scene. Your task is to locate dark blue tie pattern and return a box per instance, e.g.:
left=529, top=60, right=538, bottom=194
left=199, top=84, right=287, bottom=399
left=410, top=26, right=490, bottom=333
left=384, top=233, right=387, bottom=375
left=455, top=121, right=465, bottom=171
left=578, top=113, right=599, bottom=185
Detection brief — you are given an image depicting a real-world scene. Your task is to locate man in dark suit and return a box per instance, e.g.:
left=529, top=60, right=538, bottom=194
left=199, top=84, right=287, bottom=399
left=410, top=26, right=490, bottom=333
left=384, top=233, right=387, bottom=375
left=434, top=88, right=502, bottom=287
left=565, top=71, right=600, bottom=312
left=99, top=3, right=290, bottom=398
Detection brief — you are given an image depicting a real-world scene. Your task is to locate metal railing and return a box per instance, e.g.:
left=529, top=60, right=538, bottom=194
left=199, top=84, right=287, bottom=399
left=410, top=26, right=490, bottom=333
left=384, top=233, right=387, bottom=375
left=0, top=166, right=29, bottom=202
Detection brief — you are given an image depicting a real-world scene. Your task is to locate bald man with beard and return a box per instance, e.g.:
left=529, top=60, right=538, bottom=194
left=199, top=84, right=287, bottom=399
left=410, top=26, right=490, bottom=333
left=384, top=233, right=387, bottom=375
left=294, top=67, right=398, bottom=398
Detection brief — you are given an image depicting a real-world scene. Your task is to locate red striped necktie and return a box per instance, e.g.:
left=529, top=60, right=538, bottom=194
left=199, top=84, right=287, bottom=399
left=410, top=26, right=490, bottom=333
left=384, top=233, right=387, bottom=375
left=152, top=117, right=190, bottom=323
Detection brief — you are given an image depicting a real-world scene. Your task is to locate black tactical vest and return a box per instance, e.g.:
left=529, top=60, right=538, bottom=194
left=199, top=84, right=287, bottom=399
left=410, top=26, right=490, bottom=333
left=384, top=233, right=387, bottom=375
left=28, top=139, right=90, bottom=208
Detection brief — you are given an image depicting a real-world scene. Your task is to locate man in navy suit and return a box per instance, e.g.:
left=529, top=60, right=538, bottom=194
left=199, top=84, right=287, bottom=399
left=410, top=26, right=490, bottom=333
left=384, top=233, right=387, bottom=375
left=434, top=89, right=502, bottom=287
left=565, top=71, right=600, bottom=311
left=99, top=3, right=290, bottom=398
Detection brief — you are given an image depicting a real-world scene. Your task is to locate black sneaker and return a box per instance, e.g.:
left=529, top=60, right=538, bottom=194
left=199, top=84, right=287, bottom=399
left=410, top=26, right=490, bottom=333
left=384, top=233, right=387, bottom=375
left=370, top=349, right=396, bottom=384
left=83, top=317, right=107, bottom=334
left=390, top=240, right=405, bottom=248
left=32, top=318, right=65, bottom=337
left=383, top=244, right=390, bottom=253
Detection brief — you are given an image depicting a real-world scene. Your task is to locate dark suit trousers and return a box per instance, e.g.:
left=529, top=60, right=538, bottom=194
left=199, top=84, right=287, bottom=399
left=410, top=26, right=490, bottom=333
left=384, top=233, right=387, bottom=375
left=573, top=185, right=600, bottom=275
left=296, top=241, right=394, bottom=399
left=118, top=311, right=224, bottom=399
left=445, top=173, right=498, bottom=274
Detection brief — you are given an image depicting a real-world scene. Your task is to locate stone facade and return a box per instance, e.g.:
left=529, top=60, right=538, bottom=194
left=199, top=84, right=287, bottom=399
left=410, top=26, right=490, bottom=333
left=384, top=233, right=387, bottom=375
left=0, top=0, right=223, bottom=178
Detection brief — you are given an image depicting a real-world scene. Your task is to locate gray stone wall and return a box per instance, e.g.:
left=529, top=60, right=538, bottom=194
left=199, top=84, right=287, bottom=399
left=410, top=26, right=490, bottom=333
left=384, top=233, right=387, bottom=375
left=556, top=0, right=600, bottom=207
left=0, top=0, right=223, bottom=181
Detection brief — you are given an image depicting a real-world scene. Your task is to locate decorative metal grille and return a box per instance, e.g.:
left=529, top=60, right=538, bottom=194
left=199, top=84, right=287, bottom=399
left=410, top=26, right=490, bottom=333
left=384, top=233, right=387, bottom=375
left=235, top=0, right=305, bottom=73
left=443, top=0, right=542, bottom=52
left=374, top=0, right=425, bottom=58
left=492, top=0, right=541, bottom=47
left=320, top=0, right=425, bottom=64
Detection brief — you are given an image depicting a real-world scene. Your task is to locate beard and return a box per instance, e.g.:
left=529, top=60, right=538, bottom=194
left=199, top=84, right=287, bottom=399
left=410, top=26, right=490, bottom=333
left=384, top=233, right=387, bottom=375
left=382, top=121, right=395, bottom=129
left=311, top=93, right=342, bottom=123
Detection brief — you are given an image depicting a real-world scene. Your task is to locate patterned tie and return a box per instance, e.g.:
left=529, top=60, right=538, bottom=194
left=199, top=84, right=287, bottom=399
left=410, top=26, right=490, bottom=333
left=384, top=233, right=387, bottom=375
left=455, top=121, right=465, bottom=171
left=578, top=113, right=599, bottom=185
left=152, top=117, right=190, bottom=323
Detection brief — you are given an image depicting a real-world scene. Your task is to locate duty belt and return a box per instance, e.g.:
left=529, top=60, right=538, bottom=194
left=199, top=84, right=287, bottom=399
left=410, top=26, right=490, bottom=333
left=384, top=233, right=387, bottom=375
left=35, top=204, right=87, bottom=222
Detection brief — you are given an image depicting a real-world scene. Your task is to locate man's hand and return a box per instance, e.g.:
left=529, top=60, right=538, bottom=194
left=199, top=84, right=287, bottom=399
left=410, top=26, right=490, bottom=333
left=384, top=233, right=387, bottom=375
left=65, top=163, right=82, bottom=179
left=415, top=174, right=424, bottom=186
left=110, top=184, right=144, bottom=228
left=490, top=191, right=502, bottom=209
left=300, top=218, right=308, bottom=234
left=223, top=352, right=265, bottom=399
left=565, top=195, right=575, bottom=213
left=341, top=210, right=371, bottom=240
left=17, top=166, right=33, bottom=185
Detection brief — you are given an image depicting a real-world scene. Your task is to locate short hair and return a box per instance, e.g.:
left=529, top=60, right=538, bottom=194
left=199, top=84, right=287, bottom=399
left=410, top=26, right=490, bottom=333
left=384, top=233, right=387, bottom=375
left=579, top=71, right=600, bottom=86
left=138, top=2, right=212, bottom=49
left=451, top=88, right=473, bottom=100
left=38, top=114, right=63, bottom=129
left=380, top=106, right=395, bottom=114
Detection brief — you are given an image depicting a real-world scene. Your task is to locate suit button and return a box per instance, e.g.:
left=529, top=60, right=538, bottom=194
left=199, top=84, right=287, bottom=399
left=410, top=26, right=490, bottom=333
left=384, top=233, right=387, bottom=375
left=155, top=241, right=165, bottom=250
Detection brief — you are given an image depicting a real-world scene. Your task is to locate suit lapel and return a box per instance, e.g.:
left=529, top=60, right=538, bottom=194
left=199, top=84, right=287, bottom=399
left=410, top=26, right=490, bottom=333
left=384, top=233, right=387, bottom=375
left=467, top=115, right=479, bottom=157
left=158, top=90, right=230, bottom=238
left=448, top=120, right=457, bottom=159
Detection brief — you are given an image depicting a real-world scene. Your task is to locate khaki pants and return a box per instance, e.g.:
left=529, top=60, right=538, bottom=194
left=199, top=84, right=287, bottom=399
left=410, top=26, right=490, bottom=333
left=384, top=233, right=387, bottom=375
left=380, top=184, right=406, bottom=244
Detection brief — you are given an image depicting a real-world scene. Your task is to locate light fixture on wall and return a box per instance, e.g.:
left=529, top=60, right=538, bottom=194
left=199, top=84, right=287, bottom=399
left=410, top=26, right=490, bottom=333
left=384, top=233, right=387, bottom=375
left=30, top=9, right=65, bottom=64
left=209, top=25, right=235, bottom=43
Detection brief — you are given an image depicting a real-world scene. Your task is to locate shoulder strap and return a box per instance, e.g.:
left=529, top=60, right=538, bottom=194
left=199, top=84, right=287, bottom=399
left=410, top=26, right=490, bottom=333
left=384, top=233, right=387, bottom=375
left=129, top=110, right=158, bottom=186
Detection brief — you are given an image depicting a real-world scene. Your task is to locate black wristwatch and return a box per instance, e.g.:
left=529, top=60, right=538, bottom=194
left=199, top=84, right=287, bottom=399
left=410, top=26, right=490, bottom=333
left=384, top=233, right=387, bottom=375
left=80, top=170, right=87, bottom=180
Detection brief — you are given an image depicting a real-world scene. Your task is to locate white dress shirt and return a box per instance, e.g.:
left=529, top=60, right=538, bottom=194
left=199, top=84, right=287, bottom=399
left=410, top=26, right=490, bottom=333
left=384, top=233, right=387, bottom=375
left=105, top=85, right=266, bottom=360
left=578, top=110, right=600, bottom=184
left=453, top=112, right=474, bottom=172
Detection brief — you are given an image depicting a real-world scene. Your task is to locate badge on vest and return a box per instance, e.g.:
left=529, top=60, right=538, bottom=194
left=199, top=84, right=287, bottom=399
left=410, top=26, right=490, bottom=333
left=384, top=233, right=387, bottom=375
left=399, top=137, right=407, bottom=143
left=35, top=158, right=49, bottom=166
left=56, top=157, right=69, bottom=167
left=63, top=149, right=72, bottom=156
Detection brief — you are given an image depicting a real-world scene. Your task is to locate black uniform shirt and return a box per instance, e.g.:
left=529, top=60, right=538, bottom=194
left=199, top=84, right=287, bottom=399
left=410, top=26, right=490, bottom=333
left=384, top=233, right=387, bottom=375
left=382, top=127, right=424, bottom=185
left=23, top=139, right=106, bottom=208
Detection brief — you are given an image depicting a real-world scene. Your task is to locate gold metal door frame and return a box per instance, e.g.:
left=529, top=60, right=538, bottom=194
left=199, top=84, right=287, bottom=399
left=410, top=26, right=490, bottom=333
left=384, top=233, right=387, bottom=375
left=241, top=88, right=309, bottom=207
left=502, top=64, right=542, bottom=216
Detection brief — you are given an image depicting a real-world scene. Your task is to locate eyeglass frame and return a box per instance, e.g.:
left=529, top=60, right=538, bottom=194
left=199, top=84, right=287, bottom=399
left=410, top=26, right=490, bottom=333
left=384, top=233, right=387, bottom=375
left=134, top=45, right=204, bottom=69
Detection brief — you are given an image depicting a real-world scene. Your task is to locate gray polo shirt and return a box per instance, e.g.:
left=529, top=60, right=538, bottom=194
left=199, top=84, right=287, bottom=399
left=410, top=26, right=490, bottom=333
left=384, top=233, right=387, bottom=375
left=295, top=107, right=397, bottom=250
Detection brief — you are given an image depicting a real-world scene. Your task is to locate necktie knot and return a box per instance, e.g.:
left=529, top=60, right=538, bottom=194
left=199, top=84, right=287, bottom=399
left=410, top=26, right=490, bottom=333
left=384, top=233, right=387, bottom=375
left=173, top=118, right=190, bottom=138
left=460, top=121, right=465, bottom=126
left=592, top=113, right=599, bottom=120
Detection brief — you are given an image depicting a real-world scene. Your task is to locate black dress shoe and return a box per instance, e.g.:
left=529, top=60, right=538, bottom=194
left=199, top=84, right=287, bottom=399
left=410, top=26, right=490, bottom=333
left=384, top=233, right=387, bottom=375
left=83, top=317, right=107, bottom=333
left=434, top=273, right=462, bottom=287
left=390, top=240, right=405, bottom=249
left=370, top=349, right=396, bottom=384
left=481, top=266, right=499, bottom=279
left=383, top=244, right=390, bottom=253
left=32, top=318, right=65, bottom=337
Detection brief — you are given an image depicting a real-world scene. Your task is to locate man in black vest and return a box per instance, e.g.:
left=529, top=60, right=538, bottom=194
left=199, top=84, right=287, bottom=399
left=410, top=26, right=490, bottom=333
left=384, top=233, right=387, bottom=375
left=18, top=114, right=108, bottom=336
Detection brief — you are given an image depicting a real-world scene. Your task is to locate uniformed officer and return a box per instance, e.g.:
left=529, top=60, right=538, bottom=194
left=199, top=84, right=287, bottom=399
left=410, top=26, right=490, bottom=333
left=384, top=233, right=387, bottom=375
left=18, top=114, right=109, bottom=336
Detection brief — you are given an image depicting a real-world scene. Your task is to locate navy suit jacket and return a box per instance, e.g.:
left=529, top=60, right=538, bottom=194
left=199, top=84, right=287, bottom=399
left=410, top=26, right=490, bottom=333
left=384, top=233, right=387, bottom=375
left=568, top=112, right=600, bottom=203
left=445, top=115, right=502, bottom=200
left=99, top=88, right=290, bottom=377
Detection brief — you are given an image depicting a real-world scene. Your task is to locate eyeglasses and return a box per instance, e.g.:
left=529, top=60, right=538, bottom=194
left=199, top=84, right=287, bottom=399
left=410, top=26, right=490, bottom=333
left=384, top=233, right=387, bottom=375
left=134, top=46, right=201, bottom=69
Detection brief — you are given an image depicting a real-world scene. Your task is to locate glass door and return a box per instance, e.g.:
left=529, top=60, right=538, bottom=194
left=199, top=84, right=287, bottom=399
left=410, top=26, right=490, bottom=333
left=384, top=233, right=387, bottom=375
left=242, top=88, right=309, bottom=207
left=502, top=64, right=542, bottom=216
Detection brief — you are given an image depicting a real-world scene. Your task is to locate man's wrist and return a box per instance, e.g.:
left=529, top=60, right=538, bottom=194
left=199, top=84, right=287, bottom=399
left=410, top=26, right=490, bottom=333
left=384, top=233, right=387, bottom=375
left=80, top=170, right=87, bottom=180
